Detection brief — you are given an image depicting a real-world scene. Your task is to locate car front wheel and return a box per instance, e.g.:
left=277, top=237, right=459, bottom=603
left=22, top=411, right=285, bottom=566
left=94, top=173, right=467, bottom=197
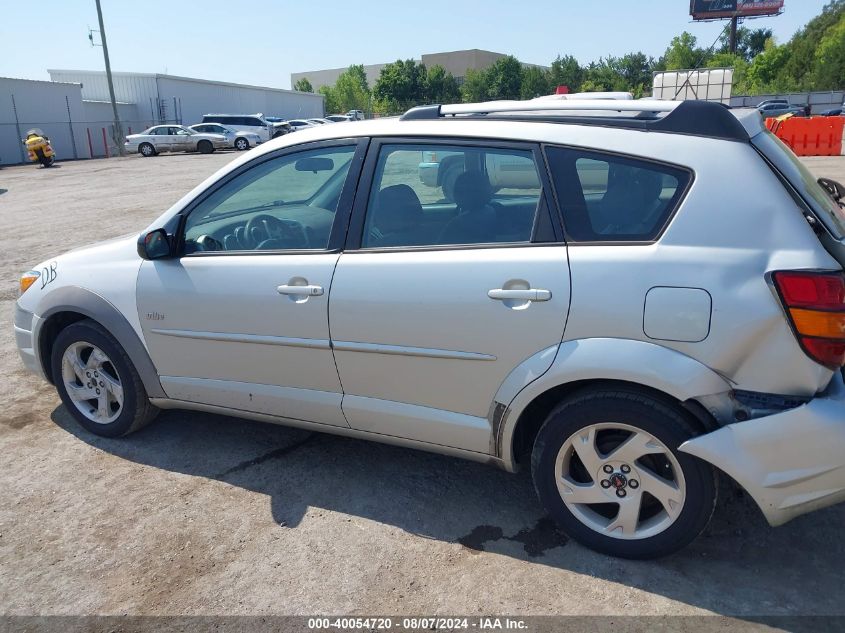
left=531, top=387, right=717, bottom=559
left=234, top=137, right=249, bottom=151
left=51, top=319, right=158, bottom=437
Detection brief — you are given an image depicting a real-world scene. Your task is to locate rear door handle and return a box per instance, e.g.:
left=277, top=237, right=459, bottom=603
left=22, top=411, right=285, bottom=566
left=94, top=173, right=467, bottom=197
left=488, top=288, right=552, bottom=302
left=277, top=284, right=324, bottom=297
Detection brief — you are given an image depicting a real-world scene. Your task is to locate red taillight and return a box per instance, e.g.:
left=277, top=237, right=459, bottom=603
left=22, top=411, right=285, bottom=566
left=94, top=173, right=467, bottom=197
left=772, top=271, right=845, bottom=369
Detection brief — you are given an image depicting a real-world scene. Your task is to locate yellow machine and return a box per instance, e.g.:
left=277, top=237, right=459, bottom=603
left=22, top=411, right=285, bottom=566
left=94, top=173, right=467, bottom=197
left=23, top=129, right=56, bottom=167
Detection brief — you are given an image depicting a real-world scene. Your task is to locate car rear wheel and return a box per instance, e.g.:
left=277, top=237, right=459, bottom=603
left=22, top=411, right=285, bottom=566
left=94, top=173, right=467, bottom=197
left=139, top=142, right=156, bottom=157
left=234, top=137, right=249, bottom=151
left=198, top=140, right=214, bottom=154
left=531, top=387, right=717, bottom=559
left=51, top=319, right=158, bottom=437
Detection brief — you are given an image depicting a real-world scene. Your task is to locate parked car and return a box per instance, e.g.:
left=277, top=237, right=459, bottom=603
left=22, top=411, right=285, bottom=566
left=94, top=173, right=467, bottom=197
left=265, top=117, right=292, bottom=138
left=308, top=118, right=334, bottom=125
left=821, top=104, right=844, bottom=116
left=16, top=98, right=845, bottom=559
left=188, top=123, right=261, bottom=151
left=346, top=110, right=364, bottom=121
left=124, top=125, right=228, bottom=156
left=325, top=114, right=352, bottom=123
left=201, top=113, right=273, bottom=142
left=756, top=98, right=789, bottom=109
left=285, top=119, right=318, bottom=132
left=758, top=103, right=807, bottom=118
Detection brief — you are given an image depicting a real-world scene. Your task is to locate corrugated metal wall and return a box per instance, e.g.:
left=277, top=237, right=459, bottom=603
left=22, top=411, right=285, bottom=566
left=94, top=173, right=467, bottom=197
left=0, top=77, right=156, bottom=164
left=0, top=77, right=88, bottom=164
left=49, top=70, right=324, bottom=126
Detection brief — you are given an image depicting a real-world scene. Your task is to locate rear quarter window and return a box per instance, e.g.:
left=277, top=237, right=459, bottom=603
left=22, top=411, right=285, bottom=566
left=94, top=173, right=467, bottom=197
left=545, top=146, right=692, bottom=242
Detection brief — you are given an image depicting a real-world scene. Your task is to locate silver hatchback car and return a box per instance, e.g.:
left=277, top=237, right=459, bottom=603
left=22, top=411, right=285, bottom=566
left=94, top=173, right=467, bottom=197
left=15, top=98, right=845, bottom=559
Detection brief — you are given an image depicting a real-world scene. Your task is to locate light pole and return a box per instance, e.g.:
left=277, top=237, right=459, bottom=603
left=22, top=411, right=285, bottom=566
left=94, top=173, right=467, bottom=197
left=94, top=0, right=126, bottom=156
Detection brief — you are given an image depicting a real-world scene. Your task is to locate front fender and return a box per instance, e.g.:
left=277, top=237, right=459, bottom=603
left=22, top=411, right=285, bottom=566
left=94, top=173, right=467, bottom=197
left=33, top=286, right=165, bottom=399
left=495, top=338, right=733, bottom=470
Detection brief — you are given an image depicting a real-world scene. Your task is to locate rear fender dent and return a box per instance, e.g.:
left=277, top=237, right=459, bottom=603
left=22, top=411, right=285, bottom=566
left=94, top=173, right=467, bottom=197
left=496, top=338, right=733, bottom=470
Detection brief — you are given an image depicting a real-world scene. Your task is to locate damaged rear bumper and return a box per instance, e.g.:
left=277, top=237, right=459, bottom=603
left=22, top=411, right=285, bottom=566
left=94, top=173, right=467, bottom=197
left=680, top=371, right=845, bottom=527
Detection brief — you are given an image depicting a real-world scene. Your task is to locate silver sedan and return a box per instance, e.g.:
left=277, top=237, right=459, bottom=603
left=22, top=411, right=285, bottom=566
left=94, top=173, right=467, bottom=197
left=125, top=125, right=229, bottom=157
left=188, top=123, right=262, bottom=151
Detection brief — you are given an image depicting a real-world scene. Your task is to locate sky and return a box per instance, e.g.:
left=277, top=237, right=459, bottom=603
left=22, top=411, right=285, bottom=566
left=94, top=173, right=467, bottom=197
left=0, top=0, right=831, bottom=90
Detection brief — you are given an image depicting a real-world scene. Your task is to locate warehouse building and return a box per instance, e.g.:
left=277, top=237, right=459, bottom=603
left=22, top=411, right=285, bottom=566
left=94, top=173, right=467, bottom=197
left=292, top=49, right=546, bottom=90
left=49, top=69, right=324, bottom=128
left=1, top=71, right=323, bottom=164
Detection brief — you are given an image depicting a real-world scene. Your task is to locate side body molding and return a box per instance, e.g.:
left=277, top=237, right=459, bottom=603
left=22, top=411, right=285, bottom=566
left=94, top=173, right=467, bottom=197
left=33, top=286, right=166, bottom=399
left=494, top=338, right=734, bottom=470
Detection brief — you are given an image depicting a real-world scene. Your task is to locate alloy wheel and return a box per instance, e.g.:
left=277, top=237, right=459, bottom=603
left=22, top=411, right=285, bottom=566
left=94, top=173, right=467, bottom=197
left=554, top=422, right=686, bottom=540
left=61, top=341, right=124, bottom=424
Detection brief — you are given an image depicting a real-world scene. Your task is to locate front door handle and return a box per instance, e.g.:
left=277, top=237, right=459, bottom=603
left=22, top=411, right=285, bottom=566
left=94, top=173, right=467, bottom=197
left=488, top=288, right=552, bottom=302
left=277, top=284, right=324, bottom=297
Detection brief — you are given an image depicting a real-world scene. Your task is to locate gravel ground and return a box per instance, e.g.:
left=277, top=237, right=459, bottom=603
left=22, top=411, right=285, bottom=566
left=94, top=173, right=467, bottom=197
left=1, top=152, right=845, bottom=624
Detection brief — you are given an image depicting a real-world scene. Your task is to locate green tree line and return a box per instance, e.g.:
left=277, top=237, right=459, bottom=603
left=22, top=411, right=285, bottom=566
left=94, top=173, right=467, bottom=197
left=296, top=0, right=845, bottom=114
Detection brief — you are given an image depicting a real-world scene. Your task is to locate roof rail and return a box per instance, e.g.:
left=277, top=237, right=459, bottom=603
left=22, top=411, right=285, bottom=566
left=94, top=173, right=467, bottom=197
left=399, top=99, right=750, bottom=142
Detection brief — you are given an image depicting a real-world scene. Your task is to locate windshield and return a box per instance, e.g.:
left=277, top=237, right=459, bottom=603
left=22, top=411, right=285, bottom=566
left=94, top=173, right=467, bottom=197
left=753, top=129, right=845, bottom=239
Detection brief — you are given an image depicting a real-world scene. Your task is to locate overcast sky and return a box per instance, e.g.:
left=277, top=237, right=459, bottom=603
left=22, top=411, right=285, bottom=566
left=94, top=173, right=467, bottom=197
left=0, top=0, right=830, bottom=89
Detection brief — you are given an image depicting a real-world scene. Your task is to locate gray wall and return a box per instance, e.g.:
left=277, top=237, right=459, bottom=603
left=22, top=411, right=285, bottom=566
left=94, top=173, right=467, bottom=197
left=49, top=70, right=324, bottom=124
left=0, top=77, right=162, bottom=164
left=0, top=77, right=88, bottom=164
left=291, top=64, right=387, bottom=93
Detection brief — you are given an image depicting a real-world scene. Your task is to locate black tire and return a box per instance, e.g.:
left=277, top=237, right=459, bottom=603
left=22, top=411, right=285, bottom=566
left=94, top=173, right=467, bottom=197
left=234, top=137, right=249, bottom=151
left=197, top=140, right=214, bottom=154
left=531, top=387, right=717, bottom=559
left=139, top=142, right=156, bottom=157
left=51, top=319, right=158, bottom=438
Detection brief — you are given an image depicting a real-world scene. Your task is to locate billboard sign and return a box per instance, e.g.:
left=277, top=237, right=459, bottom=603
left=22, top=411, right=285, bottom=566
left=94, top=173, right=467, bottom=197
left=690, top=0, right=784, bottom=20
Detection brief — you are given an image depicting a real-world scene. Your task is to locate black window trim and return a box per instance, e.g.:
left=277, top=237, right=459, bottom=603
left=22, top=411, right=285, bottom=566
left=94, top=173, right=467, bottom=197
left=344, top=135, right=564, bottom=253
left=176, top=137, right=369, bottom=258
left=541, top=142, right=696, bottom=246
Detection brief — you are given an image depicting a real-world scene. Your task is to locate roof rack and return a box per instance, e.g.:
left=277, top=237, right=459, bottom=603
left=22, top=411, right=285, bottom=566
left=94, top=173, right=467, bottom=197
left=399, top=99, right=750, bottom=142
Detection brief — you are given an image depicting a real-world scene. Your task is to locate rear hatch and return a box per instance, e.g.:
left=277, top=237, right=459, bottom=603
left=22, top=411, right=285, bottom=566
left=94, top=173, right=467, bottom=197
left=749, top=125, right=845, bottom=267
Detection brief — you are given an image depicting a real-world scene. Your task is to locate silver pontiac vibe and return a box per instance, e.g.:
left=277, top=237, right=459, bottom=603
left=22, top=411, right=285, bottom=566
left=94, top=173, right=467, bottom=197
left=14, top=95, right=845, bottom=558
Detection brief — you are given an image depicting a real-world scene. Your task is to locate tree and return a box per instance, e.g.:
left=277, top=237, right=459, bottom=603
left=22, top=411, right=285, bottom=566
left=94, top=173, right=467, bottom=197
left=718, top=27, right=773, bottom=61
left=616, top=52, right=655, bottom=96
left=745, top=40, right=794, bottom=92
left=294, top=77, right=313, bottom=93
left=319, top=65, right=371, bottom=114
left=810, top=15, right=845, bottom=89
left=461, top=68, right=489, bottom=102
left=520, top=66, right=550, bottom=99
left=346, top=64, right=370, bottom=93
left=425, top=65, right=461, bottom=104
left=373, top=59, right=428, bottom=113
left=582, top=58, right=628, bottom=92
left=662, top=32, right=710, bottom=70
left=548, top=54, right=583, bottom=92
left=486, top=55, right=523, bottom=100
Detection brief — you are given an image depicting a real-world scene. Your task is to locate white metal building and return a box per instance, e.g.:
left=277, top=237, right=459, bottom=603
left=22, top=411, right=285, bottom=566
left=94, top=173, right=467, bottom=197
left=48, top=69, right=324, bottom=129
left=0, top=76, right=93, bottom=165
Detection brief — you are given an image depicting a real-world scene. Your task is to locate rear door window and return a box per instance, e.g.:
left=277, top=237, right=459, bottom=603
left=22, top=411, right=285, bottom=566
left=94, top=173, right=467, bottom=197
left=360, top=143, right=550, bottom=248
left=545, top=146, right=692, bottom=242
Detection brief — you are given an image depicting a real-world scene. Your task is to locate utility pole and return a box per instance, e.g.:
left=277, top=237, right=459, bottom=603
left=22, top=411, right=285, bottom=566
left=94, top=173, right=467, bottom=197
left=728, top=15, right=739, bottom=55
left=94, top=0, right=126, bottom=155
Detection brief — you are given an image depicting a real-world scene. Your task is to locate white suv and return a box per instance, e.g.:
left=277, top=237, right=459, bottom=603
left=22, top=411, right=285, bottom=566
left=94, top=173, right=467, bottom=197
left=14, top=99, right=845, bottom=559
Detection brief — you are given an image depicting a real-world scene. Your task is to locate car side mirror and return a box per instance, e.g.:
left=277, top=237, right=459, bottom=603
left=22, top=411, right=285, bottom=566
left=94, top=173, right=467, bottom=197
left=819, top=177, right=845, bottom=203
left=138, top=229, right=172, bottom=260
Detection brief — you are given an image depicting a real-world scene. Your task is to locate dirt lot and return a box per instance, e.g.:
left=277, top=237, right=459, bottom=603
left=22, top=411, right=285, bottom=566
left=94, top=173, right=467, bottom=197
left=1, top=151, right=845, bottom=624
